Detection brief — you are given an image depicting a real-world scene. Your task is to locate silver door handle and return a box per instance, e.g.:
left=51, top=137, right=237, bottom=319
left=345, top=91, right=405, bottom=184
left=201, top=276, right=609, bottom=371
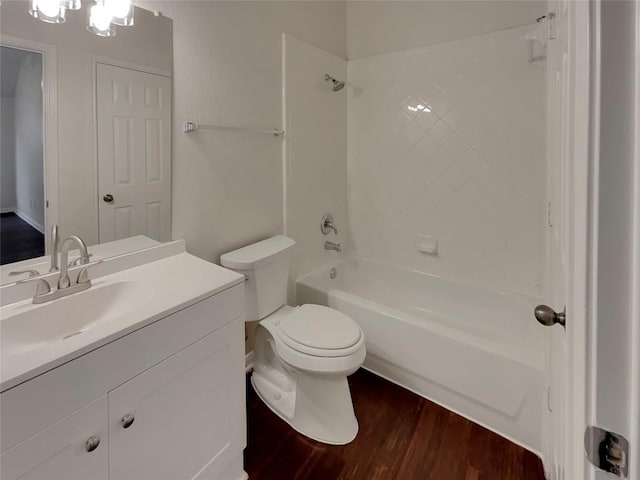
left=534, top=305, right=566, bottom=327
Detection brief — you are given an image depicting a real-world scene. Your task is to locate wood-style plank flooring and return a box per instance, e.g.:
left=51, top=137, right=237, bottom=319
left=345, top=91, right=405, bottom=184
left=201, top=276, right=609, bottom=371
left=245, top=369, right=545, bottom=480
left=0, top=212, right=44, bottom=265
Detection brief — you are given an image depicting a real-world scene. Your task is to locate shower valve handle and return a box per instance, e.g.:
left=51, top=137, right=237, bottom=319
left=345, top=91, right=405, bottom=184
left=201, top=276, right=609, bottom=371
left=321, top=213, right=337, bottom=235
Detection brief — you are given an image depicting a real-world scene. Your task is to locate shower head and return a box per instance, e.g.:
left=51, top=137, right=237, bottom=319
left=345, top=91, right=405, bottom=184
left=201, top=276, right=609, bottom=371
left=324, top=73, right=345, bottom=92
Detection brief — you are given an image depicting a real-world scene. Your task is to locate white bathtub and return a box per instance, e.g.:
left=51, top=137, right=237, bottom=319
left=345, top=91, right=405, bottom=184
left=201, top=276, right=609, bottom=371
left=296, top=258, right=544, bottom=453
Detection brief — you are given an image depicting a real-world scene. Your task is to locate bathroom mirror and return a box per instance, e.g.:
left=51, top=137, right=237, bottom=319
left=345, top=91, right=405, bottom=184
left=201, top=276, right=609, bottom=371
left=0, top=0, right=172, bottom=281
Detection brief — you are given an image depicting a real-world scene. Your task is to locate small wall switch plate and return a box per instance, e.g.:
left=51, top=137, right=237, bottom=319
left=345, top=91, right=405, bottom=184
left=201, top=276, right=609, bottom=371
left=416, top=234, right=438, bottom=255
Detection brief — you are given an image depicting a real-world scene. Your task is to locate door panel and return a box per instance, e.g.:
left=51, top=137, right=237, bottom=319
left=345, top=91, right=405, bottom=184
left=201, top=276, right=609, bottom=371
left=97, top=63, right=171, bottom=243
left=0, top=396, right=108, bottom=480
left=108, top=321, right=245, bottom=480
left=544, top=1, right=572, bottom=479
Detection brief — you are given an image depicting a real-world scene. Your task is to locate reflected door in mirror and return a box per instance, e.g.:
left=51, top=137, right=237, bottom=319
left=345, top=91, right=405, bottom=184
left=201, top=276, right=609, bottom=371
left=97, top=63, right=171, bottom=243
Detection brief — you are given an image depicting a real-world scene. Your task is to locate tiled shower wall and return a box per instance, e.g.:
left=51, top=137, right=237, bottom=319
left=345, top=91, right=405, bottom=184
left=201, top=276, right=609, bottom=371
left=347, top=25, right=545, bottom=297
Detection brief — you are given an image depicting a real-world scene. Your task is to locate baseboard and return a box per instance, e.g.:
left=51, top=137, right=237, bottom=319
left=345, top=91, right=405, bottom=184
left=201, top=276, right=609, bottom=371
left=245, top=351, right=254, bottom=373
left=14, top=209, right=45, bottom=234
left=0, top=207, right=16, bottom=214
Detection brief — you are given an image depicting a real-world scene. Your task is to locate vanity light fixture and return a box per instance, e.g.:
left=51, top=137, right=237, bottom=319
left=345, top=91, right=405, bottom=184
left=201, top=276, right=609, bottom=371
left=104, top=0, right=134, bottom=26
left=29, top=0, right=67, bottom=23
left=28, top=0, right=135, bottom=37
left=87, top=0, right=116, bottom=37
left=62, top=0, right=81, bottom=10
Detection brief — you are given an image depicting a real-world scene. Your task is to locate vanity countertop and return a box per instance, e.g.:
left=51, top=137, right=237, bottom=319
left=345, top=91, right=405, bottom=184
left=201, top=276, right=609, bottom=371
left=0, top=250, right=244, bottom=392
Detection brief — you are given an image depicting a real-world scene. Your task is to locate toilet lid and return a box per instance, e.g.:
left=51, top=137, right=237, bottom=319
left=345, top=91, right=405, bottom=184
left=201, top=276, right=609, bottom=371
left=278, top=304, right=362, bottom=351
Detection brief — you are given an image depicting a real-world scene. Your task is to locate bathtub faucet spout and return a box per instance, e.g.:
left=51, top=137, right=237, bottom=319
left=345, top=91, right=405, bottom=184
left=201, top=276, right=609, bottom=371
left=325, top=241, right=342, bottom=253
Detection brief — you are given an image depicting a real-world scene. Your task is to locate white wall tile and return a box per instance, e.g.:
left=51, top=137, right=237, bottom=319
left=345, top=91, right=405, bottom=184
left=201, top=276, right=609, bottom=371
left=348, top=25, right=545, bottom=296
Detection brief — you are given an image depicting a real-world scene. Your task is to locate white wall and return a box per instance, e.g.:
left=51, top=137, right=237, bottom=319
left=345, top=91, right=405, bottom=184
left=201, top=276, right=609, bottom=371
left=14, top=51, right=44, bottom=230
left=347, top=0, right=545, bottom=59
left=1, top=1, right=171, bottom=243
left=348, top=25, right=545, bottom=296
left=135, top=1, right=346, bottom=264
left=283, top=34, right=347, bottom=302
left=1, top=97, right=16, bottom=211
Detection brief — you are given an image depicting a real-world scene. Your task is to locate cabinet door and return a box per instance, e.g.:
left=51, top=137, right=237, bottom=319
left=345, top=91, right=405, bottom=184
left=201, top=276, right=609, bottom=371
left=109, top=319, right=245, bottom=480
left=0, top=396, right=108, bottom=480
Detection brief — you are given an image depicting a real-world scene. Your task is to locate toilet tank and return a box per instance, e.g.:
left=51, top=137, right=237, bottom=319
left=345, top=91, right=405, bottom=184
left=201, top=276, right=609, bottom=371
left=220, top=236, right=296, bottom=321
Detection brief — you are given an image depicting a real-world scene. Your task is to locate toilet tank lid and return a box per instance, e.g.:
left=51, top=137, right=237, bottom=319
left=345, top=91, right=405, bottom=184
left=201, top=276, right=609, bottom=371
left=220, top=235, right=296, bottom=270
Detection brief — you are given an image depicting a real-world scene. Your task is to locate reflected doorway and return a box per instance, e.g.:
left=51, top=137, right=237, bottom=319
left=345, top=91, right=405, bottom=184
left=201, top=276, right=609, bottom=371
left=0, top=45, right=45, bottom=265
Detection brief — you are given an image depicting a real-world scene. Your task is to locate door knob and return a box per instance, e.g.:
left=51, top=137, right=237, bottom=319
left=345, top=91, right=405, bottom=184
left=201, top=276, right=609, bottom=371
left=121, top=413, right=135, bottom=429
left=103, top=194, right=114, bottom=203
left=534, top=305, right=566, bottom=327
left=85, top=435, right=100, bottom=452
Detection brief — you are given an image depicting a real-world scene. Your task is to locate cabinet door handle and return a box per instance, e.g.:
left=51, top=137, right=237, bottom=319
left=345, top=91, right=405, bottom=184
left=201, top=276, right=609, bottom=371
left=85, top=435, right=100, bottom=452
left=121, top=413, right=135, bottom=429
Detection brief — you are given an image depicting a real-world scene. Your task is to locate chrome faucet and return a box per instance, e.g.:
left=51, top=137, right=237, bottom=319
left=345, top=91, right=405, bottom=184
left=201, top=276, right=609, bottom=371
left=50, top=224, right=60, bottom=272
left=16, top=234, right=101, bottom=304
left=58, top=235, right=90, bottom=289
left=324, top=241, right=342, bottom=252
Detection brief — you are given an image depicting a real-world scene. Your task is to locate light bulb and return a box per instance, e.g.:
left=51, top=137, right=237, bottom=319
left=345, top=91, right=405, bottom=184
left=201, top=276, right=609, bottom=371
left=106, top=0, right=130, bottom=18
left=37, top=0, right=61, bottom=17
left=105, top=0, right=133, bottom=26
left=88, top=2, right=116, bottom=36
left=29, top=0, right=66, bottom=23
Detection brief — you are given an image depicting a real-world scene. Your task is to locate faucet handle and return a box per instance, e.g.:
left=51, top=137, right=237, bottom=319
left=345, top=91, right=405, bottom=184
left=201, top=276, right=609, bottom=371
left=68, top=253, right=93, bottom=267
left=321, top=213, right=338, bottom=235
left=15, top=274, right=52, bottom=296
left=9, top=269, right=41, bottom=279
left=77, top=260, right=104, bottom=285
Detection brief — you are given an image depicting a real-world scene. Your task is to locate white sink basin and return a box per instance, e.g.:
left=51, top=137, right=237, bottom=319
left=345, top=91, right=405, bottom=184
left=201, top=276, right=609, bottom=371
left=1, top=280, right=154, bottom=356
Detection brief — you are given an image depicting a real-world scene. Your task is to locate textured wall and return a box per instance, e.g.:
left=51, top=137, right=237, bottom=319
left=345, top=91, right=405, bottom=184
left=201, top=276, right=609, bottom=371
left=348, top=25, right=546, bottom=296
left=1, top=97, right=16, bottom=211
left=347, top=0, right=545, bottom=59
left=14, top=52, right=44, bottom=230
left=138, top=1, right=347, bottom=264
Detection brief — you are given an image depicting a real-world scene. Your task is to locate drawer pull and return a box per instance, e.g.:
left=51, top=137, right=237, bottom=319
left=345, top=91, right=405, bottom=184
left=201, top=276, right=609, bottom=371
left=85, top=435, right=100, bottom=452
left=121, top=413, right=135, bottom=429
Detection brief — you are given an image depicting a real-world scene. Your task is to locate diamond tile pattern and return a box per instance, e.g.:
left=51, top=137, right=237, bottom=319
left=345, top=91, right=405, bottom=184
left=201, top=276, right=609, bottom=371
left=347, top=25, right=545, bottom=296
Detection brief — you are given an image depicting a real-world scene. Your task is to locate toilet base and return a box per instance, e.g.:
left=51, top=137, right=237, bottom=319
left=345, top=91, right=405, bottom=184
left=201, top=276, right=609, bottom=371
left=252, top=370, right=359, bottom=445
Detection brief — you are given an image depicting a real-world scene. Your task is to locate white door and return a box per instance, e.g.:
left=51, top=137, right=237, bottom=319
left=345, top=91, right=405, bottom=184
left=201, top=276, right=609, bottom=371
left=97, top=63, right=171, bottom=243
left=108, top=322, right=245, bottom=480
left=543, top=2, right=570, bottom=478
left=0, top=396, right=108, bottom=480
left=542, top=1, right=590, bottom=479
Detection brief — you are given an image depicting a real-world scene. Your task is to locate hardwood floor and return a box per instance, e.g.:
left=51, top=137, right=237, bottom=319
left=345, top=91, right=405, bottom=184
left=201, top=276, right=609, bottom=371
left=0, top=212, right=44, bottom=265
left=245, top=369, right=545, bottom=480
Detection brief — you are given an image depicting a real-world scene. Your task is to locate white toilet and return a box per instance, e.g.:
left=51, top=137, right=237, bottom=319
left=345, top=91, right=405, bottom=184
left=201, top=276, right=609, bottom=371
left=221, top=235, right=366, bottom=445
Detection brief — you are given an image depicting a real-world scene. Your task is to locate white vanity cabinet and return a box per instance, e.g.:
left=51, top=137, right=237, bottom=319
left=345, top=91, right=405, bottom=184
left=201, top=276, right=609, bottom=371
left=1, top=397, right=109, bottom=480
left=0, top=283, right=246, bottom=480
left=108, top=321, right=243, bottom=480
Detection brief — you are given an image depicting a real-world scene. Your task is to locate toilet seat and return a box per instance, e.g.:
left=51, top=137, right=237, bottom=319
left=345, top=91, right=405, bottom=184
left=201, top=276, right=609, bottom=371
left=276, top=305, right=363, bottom=358
left=280, top=305, right=361, bottom=349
